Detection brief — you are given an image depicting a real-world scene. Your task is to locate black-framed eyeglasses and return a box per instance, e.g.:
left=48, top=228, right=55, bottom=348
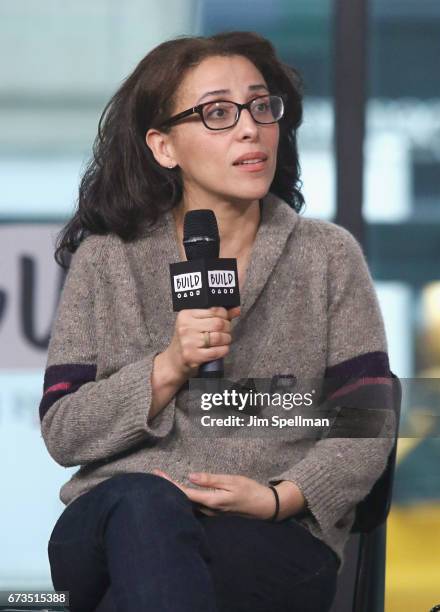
left=159, top=94, right=285, bottom=131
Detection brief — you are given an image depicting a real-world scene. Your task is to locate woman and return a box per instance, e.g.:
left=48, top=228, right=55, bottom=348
left=41, top=31, right=394, bottom=612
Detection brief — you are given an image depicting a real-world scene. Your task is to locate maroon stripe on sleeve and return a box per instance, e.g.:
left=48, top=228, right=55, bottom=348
left=328, top=376, right=393, bottom=401
left=320, top=351, right=393, bottom=438
left=39, top=363, right=97, bottom=421
left=322, top=351, right=390, bottom=399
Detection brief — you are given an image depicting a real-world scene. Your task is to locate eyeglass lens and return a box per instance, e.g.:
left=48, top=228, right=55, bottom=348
left=202, top=95, right=283, bottom=129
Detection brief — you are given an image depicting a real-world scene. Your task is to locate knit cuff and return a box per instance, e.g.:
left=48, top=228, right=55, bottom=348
left=117, top=351, right=177, bottom=441
left=269, top=458, right=347, bottom=531
left=269, top=459, right=348, bottom=533
left=268, top=434, right=394, bottom=534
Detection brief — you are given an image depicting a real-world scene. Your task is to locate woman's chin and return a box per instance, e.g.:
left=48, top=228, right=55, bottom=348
left=226, top=183, right=271, bottom=203
left=239, top=189, right=271, bottom=203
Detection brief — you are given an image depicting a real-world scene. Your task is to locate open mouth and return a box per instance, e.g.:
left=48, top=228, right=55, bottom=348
left=233, top=156, right=268, bottom=166
left=233, top=157, right=268, bottom=171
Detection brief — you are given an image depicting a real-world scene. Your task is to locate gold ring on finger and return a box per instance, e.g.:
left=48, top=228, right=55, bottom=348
left=203, top=330, right=210, bottom=348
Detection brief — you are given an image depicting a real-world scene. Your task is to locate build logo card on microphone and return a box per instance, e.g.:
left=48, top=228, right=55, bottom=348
left=169, top=258, right=240, bottom=311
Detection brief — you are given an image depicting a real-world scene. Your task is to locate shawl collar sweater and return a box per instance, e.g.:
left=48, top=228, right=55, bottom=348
left=39, top=192, right=395, bottom=568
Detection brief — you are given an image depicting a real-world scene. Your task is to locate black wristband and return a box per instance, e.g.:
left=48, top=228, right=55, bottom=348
left=268, top=485, right=280, bottom=522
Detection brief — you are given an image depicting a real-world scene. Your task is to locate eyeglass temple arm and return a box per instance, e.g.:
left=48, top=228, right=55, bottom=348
left=160, top=106, right=199, bottom=128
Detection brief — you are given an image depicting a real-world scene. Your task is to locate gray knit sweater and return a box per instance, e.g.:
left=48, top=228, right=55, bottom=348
left=39, top=192, right=395, bottom=569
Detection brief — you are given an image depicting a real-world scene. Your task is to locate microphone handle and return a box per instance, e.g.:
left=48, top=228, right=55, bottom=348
left=198, top=358, right=224, bottom=378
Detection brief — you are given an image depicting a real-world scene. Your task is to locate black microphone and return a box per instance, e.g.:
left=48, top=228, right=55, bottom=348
left=184, top=210, right=222, bottom=378
left=169, top=209, right=241, bottom=378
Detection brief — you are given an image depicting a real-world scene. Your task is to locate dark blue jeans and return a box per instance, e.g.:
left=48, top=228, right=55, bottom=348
left=48, top=472, right=339, bottom=612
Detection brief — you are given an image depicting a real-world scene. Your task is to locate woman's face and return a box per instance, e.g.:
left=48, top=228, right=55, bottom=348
left=151, top=54, right=280, bottom=207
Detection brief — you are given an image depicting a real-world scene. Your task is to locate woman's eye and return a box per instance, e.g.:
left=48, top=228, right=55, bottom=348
left=208, top=108, right=226, bottom=118
left=204, top=104, right=234, bottom=121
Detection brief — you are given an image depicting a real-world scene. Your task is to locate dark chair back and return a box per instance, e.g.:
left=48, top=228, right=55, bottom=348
left=351, top=371, right=402, bottom=533
left=332, top=371, right=402, bottom=612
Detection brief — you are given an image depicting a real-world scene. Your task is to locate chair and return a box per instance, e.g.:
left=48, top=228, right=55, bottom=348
left=329, top=371, right=402, bottom=612
left=2, top=374, right=401, bottom=612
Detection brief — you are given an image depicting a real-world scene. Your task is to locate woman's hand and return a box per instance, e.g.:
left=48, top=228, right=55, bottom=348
left=152, top=469, right=277, bottom=520
left=163, top=306, right=241, bottom=380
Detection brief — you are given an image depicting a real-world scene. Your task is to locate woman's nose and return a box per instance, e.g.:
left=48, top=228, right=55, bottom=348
left=235, top=108, right=259, bottom=138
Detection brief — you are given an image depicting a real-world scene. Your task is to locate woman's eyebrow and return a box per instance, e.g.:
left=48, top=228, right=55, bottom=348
left=195, top=84, right=269, bottom=105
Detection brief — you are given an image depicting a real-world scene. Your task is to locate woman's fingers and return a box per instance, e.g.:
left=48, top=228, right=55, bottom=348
left=153, top=471, right=274, bottom=521
left=195, top=506, right=221, bottom=516
left=195, top=318, right=231, bottom=334
left=153, top=470, right=228, bottom=511
left=180, top=340, right=230, bottom=365
left=186, top=305, right=241, bottom=324
left=178, top=310, right=232, bottom=335
left=189, top=472, right=237, bottom=489
left=197, top=330, right=232, bottom=348
left=185, top=488, right=226, bottom=511
left=171, top=305, right=240, bottom=373
left=191, top=306, right=230, bottom=319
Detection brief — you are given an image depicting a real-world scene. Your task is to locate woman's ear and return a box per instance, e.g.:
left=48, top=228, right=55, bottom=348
left=145, top=128, right=177, bottom=168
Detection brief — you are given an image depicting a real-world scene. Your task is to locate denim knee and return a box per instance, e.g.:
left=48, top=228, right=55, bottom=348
left=102, top=472, right=190, bottom=509
left=99, top=472, right=211, bottom=560
left=50, top=472, right=191, bottom=545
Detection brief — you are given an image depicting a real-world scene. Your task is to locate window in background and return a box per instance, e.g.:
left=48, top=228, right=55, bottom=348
left=0, top=0, right=200, bottom=220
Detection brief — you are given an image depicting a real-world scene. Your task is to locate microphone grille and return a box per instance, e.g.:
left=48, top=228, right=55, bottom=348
left=183, top=209, right=220, bottom=260
left=183, top=209, right=219, bottom=241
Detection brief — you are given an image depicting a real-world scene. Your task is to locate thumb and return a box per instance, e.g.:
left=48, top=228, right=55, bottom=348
left=228, top=306, right=241, bottom=320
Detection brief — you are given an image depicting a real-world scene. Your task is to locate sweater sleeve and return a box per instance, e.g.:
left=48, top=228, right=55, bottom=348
left=267, top=224, right=396, bottom=533
left=39, top=236, right=176, bottom=468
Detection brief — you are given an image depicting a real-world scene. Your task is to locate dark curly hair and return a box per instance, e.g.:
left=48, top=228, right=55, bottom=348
left=54, top=30, right=305, bottom=268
